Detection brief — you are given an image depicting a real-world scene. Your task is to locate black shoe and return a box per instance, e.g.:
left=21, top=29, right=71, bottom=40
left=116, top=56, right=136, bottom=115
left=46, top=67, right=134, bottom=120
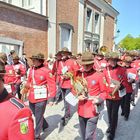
left=121, top=112, right=124, bottom=116
left=107, top=133, right=114, bottom=140
left=124, top=116, right=128, bottom=121
left=43, top=121, right=49, bottom=131
left=61, top=116, right=70, bottom=126
left=131, top=101, right=136, bottom=106
left=54, top=100, right=60, bottom=105
left=35, top=137, right=40, bottom=140
left=106, top=127, right=111, bottom=133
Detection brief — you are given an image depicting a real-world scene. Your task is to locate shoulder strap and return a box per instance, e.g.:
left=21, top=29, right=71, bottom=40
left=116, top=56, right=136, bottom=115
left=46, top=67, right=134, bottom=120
left=95, top=60, right=100, bottom=67
left=107, top=67, right=112, bottom=80
left=60, top=61, right=64, bottom=68
left=32, top=68, right=36, bottom=85
left=10, top=98, right=25, bottom=109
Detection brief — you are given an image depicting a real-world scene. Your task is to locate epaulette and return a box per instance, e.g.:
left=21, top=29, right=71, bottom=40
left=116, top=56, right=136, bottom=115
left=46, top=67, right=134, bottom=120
left=10, top=98, right=25, bottom=109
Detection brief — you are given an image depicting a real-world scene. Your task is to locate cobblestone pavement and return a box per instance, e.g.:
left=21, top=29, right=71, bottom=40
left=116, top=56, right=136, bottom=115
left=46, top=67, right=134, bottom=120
left=40, top=91, right=140, bottom=140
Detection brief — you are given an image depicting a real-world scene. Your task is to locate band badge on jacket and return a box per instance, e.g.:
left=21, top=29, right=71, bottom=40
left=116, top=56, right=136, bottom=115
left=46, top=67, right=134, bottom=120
left=40, top=76, right=44, bottom=81
left=18, top=117, right=29, bottom=134
left=92, top=80, right=96, bottom=85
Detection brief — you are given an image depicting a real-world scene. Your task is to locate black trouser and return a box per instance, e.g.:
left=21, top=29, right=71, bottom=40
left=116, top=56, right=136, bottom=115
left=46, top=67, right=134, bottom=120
left=131, top=80, right=139, bottom=102
left=61, top=88, right=71, bottom=118
left=121, top=93, right=132, bottom=118
left=106, top=99, right=121, bottom=136
left=79, top=116, right=99, bottom=140
left=55, top=84, right=62, bottom=102
left=15, top=83, right=21, bottom=99
left=134, top=80, right=139, bottom=96
left=29, top=101, right=47, bottom=138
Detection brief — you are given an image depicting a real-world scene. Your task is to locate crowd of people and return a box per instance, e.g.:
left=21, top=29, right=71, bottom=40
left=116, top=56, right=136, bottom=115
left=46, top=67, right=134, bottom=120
left=0, top=47, right=140, bottom=140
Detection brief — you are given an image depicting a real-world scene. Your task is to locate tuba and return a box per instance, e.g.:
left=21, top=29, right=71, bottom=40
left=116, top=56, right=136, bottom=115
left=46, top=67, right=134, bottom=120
left=98, top=46, right=110, bottom=56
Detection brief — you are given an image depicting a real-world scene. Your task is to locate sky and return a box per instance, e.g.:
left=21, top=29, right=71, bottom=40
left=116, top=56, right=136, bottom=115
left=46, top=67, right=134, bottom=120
left=112, top=0, right=140, bottom=43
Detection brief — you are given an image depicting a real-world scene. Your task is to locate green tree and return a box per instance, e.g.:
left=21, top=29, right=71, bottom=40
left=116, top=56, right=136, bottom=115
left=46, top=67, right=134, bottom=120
left=119, top=34, right=140, bottom=50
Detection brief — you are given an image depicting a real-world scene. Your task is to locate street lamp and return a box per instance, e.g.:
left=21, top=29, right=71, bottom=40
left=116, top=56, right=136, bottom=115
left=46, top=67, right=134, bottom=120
left=113, top=29, right=120, bottom=40
left=112, top=29, right=120, bottom=51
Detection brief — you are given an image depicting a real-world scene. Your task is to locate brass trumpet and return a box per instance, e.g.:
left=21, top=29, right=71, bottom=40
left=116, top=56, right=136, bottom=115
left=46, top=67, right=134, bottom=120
left=65, top=72, right=88, bottom=97
left=20, top=82, right=28, bottom=102
left=109, top=79, right=121, bottom=98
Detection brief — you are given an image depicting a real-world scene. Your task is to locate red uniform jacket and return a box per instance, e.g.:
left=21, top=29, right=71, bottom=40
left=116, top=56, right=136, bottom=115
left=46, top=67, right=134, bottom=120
left=131, top=59, right=140, bottom=70
left=77, top=70, right=107, bottom=118
left=26, top=66, right=56, bottom=103
left=52, top=60, right=61, bottom=84
left=124, top=67, right=137, bottom=93
left=0, top=89, right=34, bottom=140
left=58, top=58, right=79, bottom=89
left=131, top=59, right=140, bottom=79
left=12, top=63, right=26, bottom=84
left=103, top=66, right=127, bottom=100
left=93, top=58, right=107, bottom=72
left=4, top=64, right=16, bottom=94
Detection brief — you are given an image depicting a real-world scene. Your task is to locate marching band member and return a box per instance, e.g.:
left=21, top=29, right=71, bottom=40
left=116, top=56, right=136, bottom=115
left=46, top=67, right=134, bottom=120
left=131, top=51, right=140, bottom=98
left=120, top=56, right=137, bottom=120
left=57, top=47, right=79, bottom=126
left=0, top=58, right=34, bottom=140
left=103, top=52, right=127, bottom=140
left=0, top=52, right=16, bottom=95
left=12, top=54, right=26, bottom=99
left=52, top=52, right=63, bottom=104
left=75, top=52, right=106, bottom=140
left=93, top=52, right=107, bottom=72
left=21, top=53, right=56, bottom=140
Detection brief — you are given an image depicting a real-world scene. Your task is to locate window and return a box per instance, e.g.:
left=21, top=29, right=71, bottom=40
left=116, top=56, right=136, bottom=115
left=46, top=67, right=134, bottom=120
left=92, top=43, right=98, bottom=52
left=86, top=8, right=92, bottom=32
left=0, top=0, right=12, bottom=4
left=0, top=43, right=19, bottom=56
left=94, top=12, right=100, bottom=34
left=85, top=42, right=91, bottom=52
left=60, top=27, right=72, bottom=51
left=22, top=0, right=33, bottom=8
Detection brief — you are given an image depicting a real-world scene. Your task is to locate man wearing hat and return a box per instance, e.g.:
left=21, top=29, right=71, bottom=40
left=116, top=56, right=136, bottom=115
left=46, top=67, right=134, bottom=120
left=12, top=54, right=26, bottom=99
left=93, top=52, right=107, bottom=72
left=130, top=51, right=140, bottom=97
left=21, top=53, right=56, bottom=139
left=52, top=51, right=63, bottom=104
left=0, top=52, right=16, bottom=95
left=55, top=47, right=79, bottom=125
left=75, top=52, right=106, bottom=140
left=20, top=52, right=30, bottom=71
left=7, top=50, right=16, bottom=65
left=0, top=59, right=34, bottom=139
left=103, top=52, right=127, bottom=140
left=120, top=56, right=137, bottom=120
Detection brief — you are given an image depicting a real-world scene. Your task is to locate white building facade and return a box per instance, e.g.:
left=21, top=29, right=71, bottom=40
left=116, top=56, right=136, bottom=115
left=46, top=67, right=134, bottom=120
left=77, top=0, right=119, bottom=53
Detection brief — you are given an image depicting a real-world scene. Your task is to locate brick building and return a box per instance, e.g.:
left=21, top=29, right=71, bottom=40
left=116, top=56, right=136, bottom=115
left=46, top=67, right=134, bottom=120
left=0, top=0, right=118, bottom=58
left=0, top=0, right=48, bottom=59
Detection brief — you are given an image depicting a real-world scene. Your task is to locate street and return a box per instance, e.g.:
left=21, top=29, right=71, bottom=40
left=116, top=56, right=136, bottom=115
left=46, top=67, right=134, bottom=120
left=40, top=90, right=140, bottom=140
